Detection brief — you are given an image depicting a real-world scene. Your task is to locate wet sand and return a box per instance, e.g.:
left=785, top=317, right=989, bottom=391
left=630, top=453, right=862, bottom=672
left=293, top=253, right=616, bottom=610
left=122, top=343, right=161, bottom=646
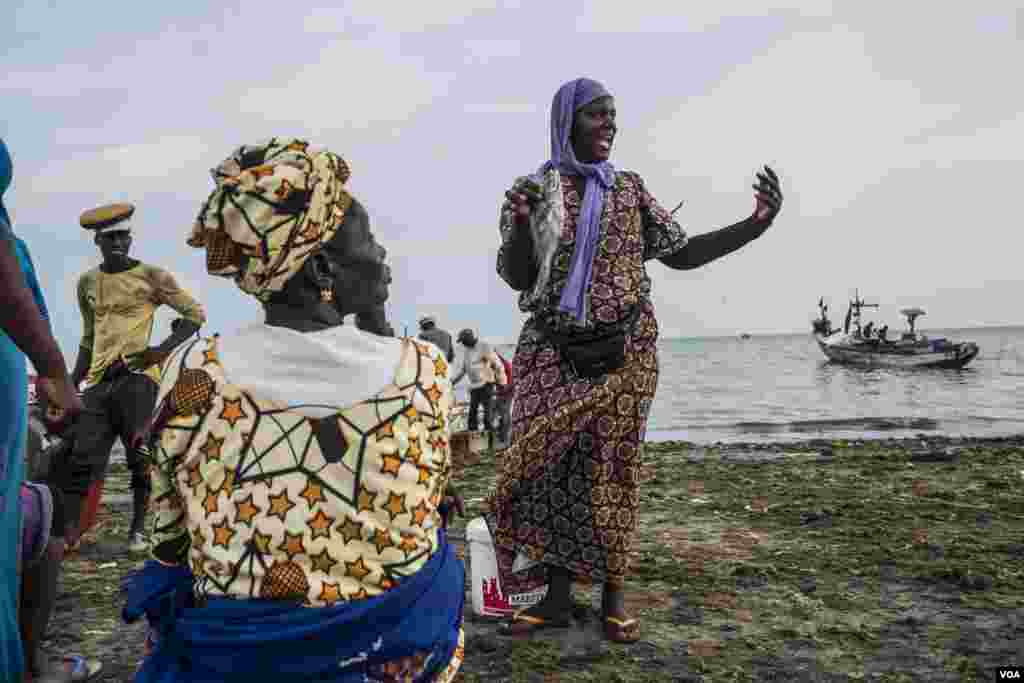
left=47, top=434, right=1024, bottom=682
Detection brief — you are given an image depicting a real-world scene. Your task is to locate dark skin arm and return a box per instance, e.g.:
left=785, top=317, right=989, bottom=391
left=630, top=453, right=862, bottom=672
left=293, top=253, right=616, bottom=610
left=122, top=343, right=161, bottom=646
left=70, top=346, right=91, bottom=388
left=129, top=320, right=201, bottom=370
left=658, top=216, right=767, bottom=270
left=0, top=237, right=83, bottom=428
left=503, top=166, right=784, bottom=276
left=660, top=166, right=783, bottom=270
left=501, top=179, right=542, bottom=291
left=0, top=239, right=67, bottom=378
left=500, top=222, right=539, bottom=291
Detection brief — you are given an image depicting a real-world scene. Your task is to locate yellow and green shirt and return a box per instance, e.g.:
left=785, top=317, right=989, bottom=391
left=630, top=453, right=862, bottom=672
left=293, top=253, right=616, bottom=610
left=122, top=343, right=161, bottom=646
left=77, top=262, right=205, bottom=386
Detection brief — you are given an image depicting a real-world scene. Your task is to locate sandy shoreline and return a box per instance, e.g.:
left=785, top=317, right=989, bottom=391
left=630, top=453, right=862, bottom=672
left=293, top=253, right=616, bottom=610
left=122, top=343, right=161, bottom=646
left=42, top=435, right=1024, bottom=681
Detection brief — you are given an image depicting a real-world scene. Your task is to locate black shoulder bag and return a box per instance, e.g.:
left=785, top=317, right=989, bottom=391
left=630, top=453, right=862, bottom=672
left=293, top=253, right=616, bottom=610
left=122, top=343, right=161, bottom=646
left=533, top=306, right=642, bottom=380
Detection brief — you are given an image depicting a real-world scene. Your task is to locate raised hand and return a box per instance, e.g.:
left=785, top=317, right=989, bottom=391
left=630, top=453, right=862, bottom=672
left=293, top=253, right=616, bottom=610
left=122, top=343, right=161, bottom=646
left=504, top=177, right=544, bottom=225
left=752, top=165, right=783, bottom=223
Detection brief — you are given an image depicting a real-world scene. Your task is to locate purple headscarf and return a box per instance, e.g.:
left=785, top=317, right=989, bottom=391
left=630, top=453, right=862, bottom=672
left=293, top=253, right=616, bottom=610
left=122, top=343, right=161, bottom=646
left=540, top=78, right=616, bottom=324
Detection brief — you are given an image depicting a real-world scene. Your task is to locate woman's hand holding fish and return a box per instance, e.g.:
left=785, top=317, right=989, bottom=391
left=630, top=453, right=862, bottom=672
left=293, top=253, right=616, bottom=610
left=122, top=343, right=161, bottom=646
left=504, top=178, right=543, bottom=225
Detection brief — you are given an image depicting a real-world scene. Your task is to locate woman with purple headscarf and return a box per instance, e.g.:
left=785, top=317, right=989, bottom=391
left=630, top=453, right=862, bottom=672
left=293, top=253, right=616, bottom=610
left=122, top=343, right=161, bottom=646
left=487, top=78, right=783, bottom=641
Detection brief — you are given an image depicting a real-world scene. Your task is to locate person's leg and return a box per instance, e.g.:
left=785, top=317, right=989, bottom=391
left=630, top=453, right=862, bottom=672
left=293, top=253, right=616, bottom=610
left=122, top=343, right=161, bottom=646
left=599, top=433, right=644, bottom=643
left=500, top=397, right=513, bottom=443
left=20, top=537, right=61, bottom=679
left=492, top=395, right=505, bottom=440
left=58, top=385, right=116, bottom=550
left=17, top=481, right=53, bottom=681
left=111, top=375, right=158, bottom=549
left=467, top=388, right=482, bottom=432
left=480, top=384, right=495, bottom=434
left=502, top=564, right=574, bottom=630
left=601, top=578, right=640, bottom=642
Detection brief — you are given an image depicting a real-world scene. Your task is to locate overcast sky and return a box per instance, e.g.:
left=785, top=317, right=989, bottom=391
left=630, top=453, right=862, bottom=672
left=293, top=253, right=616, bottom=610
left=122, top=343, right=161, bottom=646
left=3, top=2, right=1021, bottom=363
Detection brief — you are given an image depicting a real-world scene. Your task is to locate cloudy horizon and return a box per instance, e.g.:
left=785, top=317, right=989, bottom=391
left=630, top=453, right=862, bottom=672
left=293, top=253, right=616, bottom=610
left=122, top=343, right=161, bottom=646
left=4, top=2, right=1021, bottom=364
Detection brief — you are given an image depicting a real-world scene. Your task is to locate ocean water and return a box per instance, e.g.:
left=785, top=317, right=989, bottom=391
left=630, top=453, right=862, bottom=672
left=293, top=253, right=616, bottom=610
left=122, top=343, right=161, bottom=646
left=496, top=326, right=1024, bottom=444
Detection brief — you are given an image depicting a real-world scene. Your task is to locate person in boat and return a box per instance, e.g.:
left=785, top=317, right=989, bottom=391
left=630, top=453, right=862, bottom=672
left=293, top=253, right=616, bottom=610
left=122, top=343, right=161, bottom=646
left=417, top=315, right=455, bottom=363
left=878, top=324, right=888, bottom=343
left=122, top=138, right=464, bottom=682
left=1, top=137, right=89, bottom=683
left=62, top=203, right=206, bottom=555
left=862, top=321, right=874, bottom=339
left=490, top=77, right=783, bottom=642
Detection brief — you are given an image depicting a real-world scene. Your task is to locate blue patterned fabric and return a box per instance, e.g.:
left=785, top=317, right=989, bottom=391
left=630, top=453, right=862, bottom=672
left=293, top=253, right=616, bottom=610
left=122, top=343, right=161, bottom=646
left=123, top=533, right=464, bottom=682
left=0, top=135, right=34, bottom=682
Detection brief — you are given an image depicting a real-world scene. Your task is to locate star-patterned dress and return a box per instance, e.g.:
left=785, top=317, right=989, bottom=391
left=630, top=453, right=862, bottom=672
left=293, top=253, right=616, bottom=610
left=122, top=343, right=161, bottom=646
left=147, top=334, right=463, bottom=682
left=489, top=170, right=688, bottom=587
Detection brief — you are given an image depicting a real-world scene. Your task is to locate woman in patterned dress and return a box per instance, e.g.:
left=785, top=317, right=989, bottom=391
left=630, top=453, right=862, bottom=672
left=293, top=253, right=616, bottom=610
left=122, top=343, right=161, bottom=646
left=489, top=78, right=783, bottom=641
left=122, top=139, right=464, bottom=682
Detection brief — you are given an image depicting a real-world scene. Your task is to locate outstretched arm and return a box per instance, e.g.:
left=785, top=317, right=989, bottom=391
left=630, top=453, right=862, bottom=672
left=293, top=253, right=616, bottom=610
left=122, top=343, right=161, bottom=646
left=659, top=216, right=769, bottom=270
left=657, top=166, right=784, bottom=271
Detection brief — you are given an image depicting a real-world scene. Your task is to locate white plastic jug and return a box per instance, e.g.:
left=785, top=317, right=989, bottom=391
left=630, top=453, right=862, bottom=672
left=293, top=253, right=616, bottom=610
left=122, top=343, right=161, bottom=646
left=466, top=516, right=547, bottom=617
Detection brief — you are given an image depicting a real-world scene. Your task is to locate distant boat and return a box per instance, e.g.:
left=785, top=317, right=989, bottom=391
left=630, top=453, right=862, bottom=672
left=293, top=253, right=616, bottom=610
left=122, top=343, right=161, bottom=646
left=811, top=293, right=979, bottom=369
left=739, top=333, right=752, bottom=340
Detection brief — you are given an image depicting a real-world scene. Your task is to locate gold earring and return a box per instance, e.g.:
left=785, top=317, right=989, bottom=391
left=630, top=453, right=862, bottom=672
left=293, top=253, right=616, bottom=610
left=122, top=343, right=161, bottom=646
left=320, top=287, right=334, bottom=302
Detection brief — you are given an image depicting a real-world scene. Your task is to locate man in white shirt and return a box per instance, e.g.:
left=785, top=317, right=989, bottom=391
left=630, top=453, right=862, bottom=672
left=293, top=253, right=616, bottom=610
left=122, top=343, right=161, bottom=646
left=451, top=328, right=507, bottom=433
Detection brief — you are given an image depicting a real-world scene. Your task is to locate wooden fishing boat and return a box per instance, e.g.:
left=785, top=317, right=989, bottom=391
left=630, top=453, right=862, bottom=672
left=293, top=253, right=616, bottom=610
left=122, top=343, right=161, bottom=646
left=811, top=294, right=979, bottom=369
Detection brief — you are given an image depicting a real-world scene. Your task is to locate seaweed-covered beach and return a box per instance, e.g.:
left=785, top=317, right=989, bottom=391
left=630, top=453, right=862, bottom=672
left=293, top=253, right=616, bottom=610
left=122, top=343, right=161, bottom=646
left=51, top=435, right=1023, bottom=682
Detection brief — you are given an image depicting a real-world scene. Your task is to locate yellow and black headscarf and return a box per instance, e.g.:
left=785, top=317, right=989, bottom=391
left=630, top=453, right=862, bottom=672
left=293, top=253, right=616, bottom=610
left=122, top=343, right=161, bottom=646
left=188, top=138, right=353, bottom=301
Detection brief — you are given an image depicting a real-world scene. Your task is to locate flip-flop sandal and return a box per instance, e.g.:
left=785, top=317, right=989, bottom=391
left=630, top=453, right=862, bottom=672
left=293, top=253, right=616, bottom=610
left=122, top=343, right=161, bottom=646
left=603, top=616, right=640, bottom=643
left=498, top=609, right=571, bottom=637
left=37, top=655, right=102, bottom=682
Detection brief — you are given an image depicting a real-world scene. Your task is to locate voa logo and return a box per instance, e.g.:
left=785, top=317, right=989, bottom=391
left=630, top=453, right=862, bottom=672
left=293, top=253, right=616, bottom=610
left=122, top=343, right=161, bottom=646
left=999, top=670, right=1021, bottom=680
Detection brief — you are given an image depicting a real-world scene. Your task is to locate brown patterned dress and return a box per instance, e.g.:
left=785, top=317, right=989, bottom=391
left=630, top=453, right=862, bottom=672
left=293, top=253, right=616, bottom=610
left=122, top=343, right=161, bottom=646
left=489, top=170, right=688, bottom=586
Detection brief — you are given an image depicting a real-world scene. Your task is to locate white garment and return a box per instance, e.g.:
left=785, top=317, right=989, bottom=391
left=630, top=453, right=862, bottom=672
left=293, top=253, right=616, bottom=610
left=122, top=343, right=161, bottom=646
left=453, top=342, right=506, bottom=390
left=216, top=323, right=404, bottom=418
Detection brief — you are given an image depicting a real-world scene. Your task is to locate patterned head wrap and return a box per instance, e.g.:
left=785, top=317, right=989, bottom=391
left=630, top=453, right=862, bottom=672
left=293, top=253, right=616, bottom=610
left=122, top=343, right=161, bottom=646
left=188, top=138, right=353, bottom=301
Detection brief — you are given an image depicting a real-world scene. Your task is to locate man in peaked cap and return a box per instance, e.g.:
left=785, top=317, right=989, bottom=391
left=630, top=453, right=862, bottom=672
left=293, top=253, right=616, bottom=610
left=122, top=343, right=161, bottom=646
left=62, top=202, right=206, bottom=554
